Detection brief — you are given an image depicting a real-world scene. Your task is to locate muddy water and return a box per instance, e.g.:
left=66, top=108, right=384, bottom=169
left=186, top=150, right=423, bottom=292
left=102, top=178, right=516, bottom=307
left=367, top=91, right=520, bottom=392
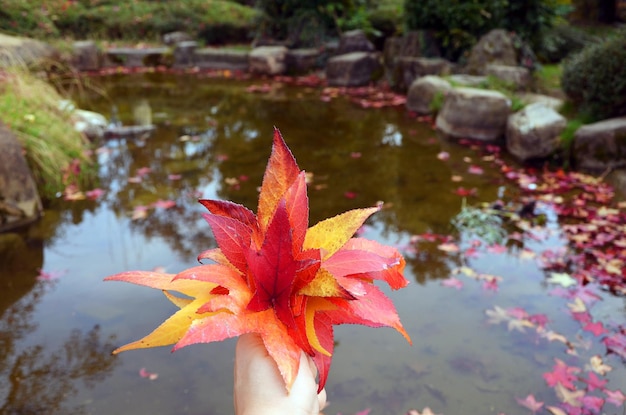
left=0, top=73, right=623, bottom=415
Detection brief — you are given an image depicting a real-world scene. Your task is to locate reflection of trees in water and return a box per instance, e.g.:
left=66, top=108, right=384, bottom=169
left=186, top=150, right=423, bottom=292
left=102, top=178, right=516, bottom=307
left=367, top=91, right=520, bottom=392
left=0, top=285, right=118, bottom=414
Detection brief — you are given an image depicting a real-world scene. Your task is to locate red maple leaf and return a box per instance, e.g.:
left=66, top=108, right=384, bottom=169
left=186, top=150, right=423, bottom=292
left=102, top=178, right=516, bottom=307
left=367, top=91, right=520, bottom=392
left=105, top=128, right=411, bottom=391
left=543, top=358, right=580, bottom=390
left=581, top=371, right=607, bottom=392
left=516, top=394, right=544, bottom=413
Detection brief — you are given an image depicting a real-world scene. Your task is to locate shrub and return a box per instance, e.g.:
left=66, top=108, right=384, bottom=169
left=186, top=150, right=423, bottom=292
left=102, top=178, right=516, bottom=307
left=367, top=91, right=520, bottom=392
left=535, top=24, right=595, bottom=63
left=561, top=29, right=626, bottom=120
left=404, top=0, right=566, bottom=61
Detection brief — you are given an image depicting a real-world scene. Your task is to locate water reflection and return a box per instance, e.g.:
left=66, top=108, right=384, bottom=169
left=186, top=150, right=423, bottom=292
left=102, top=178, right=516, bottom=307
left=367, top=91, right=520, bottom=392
left=0, top=245, right=118, bottom=414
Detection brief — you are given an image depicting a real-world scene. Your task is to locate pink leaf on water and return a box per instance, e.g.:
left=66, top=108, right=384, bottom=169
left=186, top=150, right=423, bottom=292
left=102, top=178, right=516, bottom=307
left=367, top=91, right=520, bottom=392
left=85, top=188, right=105, bottom=200
left=152, top=199, right=176, bottom=209
left=468, top=165, right=484, bottom=175
left=139, top=367, right=158, bottom=380
left=441, top=277, right=464, bottom=290
left=516, top=394, right=544, bottom=413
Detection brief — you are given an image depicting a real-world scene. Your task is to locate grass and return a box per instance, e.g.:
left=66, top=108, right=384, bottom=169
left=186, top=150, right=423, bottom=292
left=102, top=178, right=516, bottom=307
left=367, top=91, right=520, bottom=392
left=0, top=0, right=259, bottom=44
left=0, top=64, right=95, bottom=200
left=535, top=63, right=563, bottom=94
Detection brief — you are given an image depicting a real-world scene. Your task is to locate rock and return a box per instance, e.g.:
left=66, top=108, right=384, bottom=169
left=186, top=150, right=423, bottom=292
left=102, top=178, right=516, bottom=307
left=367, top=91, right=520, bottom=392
left=0, top=122, right=42, bottom=232
left=326, top=52, right=382, bottom=87
left=249, top=46, right=288, bottom=75
left=72, top=109, right=108, bottom=140
left=105, top=47, right=170, bottom=68
left=406, top=76, right=452, bottom=115
left=104, top=125, right=156, bottom=139
left=517, top=93, right=564, bottom=111
left=72, top=40, right=100, bottom=71
left=466, top=29, right=517, bottom=75
left=436, top=87, right=511, bottom=141
left=447, top=74, right=488, bottom=87
left=173, top=41, right=197, bottom=67
left=485, top=64, right=531, bottom=90
left=163, top=31, right=193, bottom=46
left=394, top=57, right=451, bottom=92
left=573, top=117, right=626, bottom=171
left=384, top=31, right=441, bottom=90
left=506, top=103, right=567, bottom=161
left=0, top=33, right=57, bottom=67
left=194, top=48, right=249, bottom=71
left=286, top=48, right=321, bottom=74
left=336, top=30, right=375, bottom=55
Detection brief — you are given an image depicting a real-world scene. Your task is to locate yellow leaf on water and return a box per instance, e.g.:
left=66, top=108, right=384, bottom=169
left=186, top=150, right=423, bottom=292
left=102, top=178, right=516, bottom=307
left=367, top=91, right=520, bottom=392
left=546, top=272, right=577, bottom=287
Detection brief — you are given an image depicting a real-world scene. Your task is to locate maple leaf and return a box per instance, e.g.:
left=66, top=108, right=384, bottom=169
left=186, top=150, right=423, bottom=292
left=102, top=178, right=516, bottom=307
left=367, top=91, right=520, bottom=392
left=105, top=128, right=411, bottom=392
left=543, top=358, right=580, bottom=390
left=516, top=394, right=544, bottom=413
left=604, top=389, right=626, bottom=406
left=546, top=272, right=577, bottom=287
left=588, top=355, right=611, bottom=375
left=581, top=371, right=607, bottom=392
left=554, top=383, right=584, bottom=407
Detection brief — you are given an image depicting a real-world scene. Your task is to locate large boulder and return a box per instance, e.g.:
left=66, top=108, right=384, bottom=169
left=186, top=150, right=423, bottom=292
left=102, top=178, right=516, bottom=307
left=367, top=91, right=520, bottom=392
left=173, top=41, right=198, bottom=67
left=406, top=76, right=452, bottom=115
left=195, top=48, right=249, bottom=71
left=393, top=57, right=451, bottom=92
left=436, top=87, right=511, bottom=141
left=0, top=33, right=57, bottom=67
left=573, top=117, right=626, bottom=171
left=383, top=30, right=442, bottom=90
left=518, top=93, right=564, bottom=111
left=485, top=64, right=531, bottom=90
left=336, top=30, right=375, bottom=55
left=506, top=103, right=567, bottom=162
left=0, top=122, right=42, bottom=232
left=286, top=48, right=321, bottom=74
left=249, top=46, right=288, bottom=75
left=466, top=29, right=517, bottom=75
left=326, top=52, right=382, bottom=87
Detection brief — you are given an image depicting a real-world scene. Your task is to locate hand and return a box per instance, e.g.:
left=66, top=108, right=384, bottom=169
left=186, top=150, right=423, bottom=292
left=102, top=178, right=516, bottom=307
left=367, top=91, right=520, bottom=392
left=234, top=333, right=327, bottom=415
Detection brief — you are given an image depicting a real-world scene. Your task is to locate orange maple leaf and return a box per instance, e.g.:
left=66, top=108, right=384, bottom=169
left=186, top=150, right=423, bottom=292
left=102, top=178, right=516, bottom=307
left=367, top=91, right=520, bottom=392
left=105, top=128, right=411, bottom=391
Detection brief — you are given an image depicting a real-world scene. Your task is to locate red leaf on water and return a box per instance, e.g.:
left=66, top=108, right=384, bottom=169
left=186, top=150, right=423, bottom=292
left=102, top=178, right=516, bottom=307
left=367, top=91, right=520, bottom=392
left=468, top=165, right=484, bottom=175
left=581, top=371, right=607, bottom=392
left=153, top=199, right=176, bottom=209
left=543, top=358, right=580, bottom=390
left=86, top=188, right=105, bottom=200
left=582, top=321, right=608, bottom=337
left=454, top=187, right=477, bottom=197
left=139, top=367, right=158, bottom=380
left=486, top=244, right=507, bottom=254
left=441, top=277, right=464, bottom=290
left=516, top=394, right=544, bottom=413
left=604, top=389, right=626, bottom=406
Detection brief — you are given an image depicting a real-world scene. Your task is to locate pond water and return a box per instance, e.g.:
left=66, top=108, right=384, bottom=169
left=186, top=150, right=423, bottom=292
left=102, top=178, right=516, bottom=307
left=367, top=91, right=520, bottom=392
left=1, top=72, right=624, bottom=415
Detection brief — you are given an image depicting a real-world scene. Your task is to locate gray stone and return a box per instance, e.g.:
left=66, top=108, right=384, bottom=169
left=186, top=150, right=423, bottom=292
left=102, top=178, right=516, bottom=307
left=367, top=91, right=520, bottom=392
left=485, top=64, right=531, bottom=90
left=394, top=57, right=451, bottom=92
left=194, top=48, right=249, bottom=71
left=406, top=76, right=452, bottom=115
left=573, top=117, right=626, bottom=171
left=0, top=122, right=42, bottom=232
left=72, top=109, right=108, bottom=140
left=436, top=87, right=512, bottom=141
left=337, top=30, right=375, bottom=55
left=326, top=52, right=382, bottom=87
left=105, top=47, right=170, bottom=68
left=173, top=41, right=197, bottom=67
left=163, top=31, right=193, bottom=46
left=506, top=103, right=567, bottom=161
left=0, top=33, right=57, bottom=67
left=72, top=40, right=100, bottom=71
left=286, top=48, right=321, bottom=74
left=466, top=29, right=518, bottom=75
left=447, top=74, right=488, bottom=87
left=249, top=46, right=288, bottom=75
left=517, top=93, right=564, bottom=111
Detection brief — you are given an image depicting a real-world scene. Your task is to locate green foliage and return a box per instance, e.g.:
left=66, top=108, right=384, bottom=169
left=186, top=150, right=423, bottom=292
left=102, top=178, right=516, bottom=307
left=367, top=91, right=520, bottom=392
left=535, top=24, right=595, bottom=63
left=0, top=67, right=94, bottom=199
left=429, top=90, right=445, bottom=115
left=403, top=0, right=566, bottom=61
left=561, top=28, right=626, bottom=120
left=0, top=0, right=258, bottom=44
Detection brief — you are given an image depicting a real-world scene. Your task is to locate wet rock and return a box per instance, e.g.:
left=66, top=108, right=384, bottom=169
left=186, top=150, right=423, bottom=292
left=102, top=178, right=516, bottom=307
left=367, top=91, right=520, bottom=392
left=406, top=75, right=452, bottom=115
left=326, top=52, right=382, bottom=87
left=384, top=30, right=442, bottom=90
left=163, top=31, right=193, bottom=46
left=573, top=116, right=626, bottom=171
left=72, top=40, right=100, bottom=71
left=194, top=48, right=249, bottom=71
left=286, top=48, right=321, bottom=74
left=393, top=57, right=451, bottom=92
left=249, top=46, right=288, bottom=75
left=436, top=87, right=511, bottom=141
left=485, top=64, right=531, bottom=90
left=506, top=103, right=567, bottom=161
left=466, top=29, right=517, bottom=75
left=173, top=41, right=197, bottom=67
left=0, top=122, right=42, bottom=232
left=73, top=109, right=108, bottom=140
left=0, top=33, right=57, bottom=67
left=336, top=29, right=375, bottom=55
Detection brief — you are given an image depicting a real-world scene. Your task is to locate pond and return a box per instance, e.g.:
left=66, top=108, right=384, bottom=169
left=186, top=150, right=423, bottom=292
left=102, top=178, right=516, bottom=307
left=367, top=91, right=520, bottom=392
left=1, top=72, right=625, bottom=415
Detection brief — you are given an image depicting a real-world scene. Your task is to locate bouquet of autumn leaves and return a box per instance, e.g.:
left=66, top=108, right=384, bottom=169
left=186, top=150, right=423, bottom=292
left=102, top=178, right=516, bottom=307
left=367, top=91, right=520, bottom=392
left=105, top=128, right=411, bottom=391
